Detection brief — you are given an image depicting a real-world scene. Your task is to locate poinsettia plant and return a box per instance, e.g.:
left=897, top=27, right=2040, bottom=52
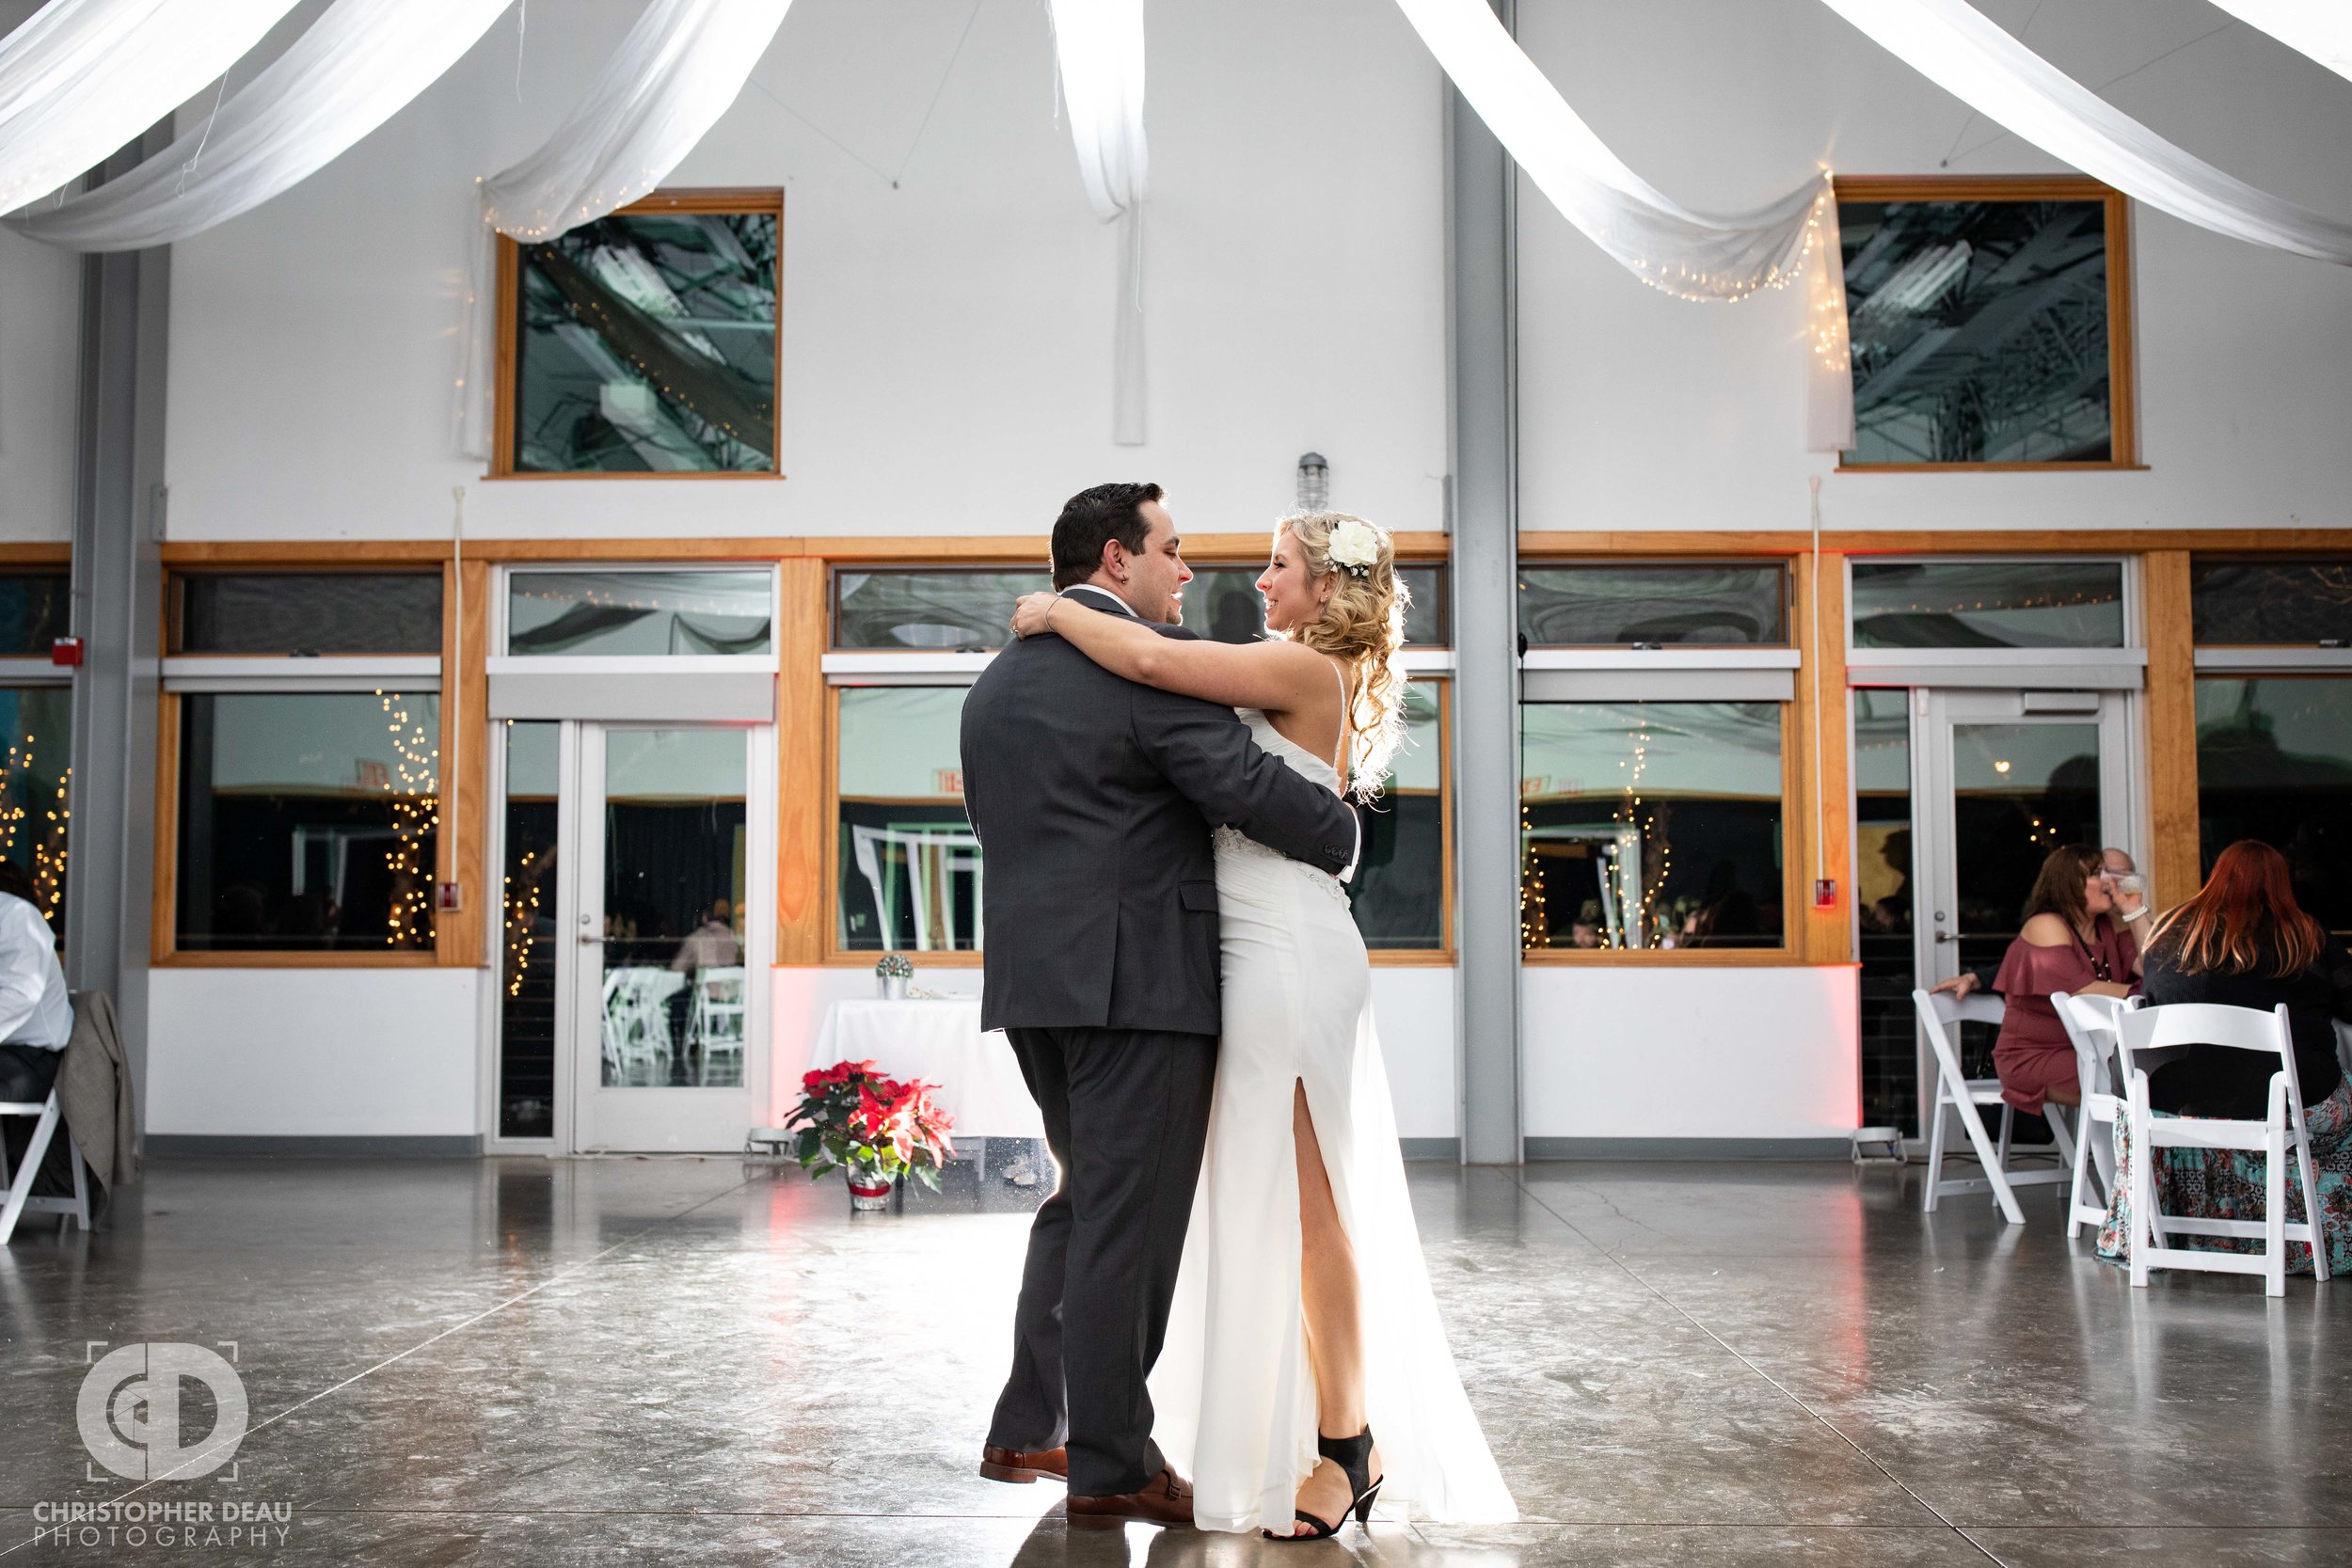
left=786, top=1059, right=957, bottom=1191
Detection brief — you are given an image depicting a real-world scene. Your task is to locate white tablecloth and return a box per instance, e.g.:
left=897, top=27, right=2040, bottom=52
left=806, top=999, right=1044, bottom=1140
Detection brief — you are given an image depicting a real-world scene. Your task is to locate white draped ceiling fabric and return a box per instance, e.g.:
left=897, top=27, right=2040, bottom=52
left=455, top=0, right=797, bottom=458
left=0, top=0, right=305, bottom=214
left=0, top=0, right=2344, bottom=449
left=1817, top=0, right=2352, bottom=265
left=2206, top=1, right=2352, bottom=84
left=1048, top=0, right=1149, bottom=445
left=9, top=0, right=515, bottom=251
left=1391, top=0, right=1854, bottom=448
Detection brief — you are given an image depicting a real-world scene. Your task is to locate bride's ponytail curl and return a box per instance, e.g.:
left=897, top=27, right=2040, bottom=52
left=1279, top=512, right=1409, bottom=799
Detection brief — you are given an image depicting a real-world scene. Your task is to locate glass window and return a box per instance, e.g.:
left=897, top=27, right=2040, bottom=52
left=832, top=568, right=1047, bottom=652
left=0, top=687, right=71, bottom=933
left=1519, top=564, right=1787, bottom=647
left=1837, top=196, right=2115, bottom=464
left=499, top=721, right=559, bottom=1138
left=175, top=692, right=439, bottom=952
left=1185, top=564, right=1448, bottom=647
left=0, top=574, right=70, bottom=656
left=1350, top=685, right=1445, bottom=950
left=837, top=687, right=977, bottom=953
left=1520, top=701, right=1785, bottom=951
left=509, top=205, right=778, bottom=473
left=830, top=563, right=1449, bottom=652
left=2191, top=560, right=2352, bottom=646
left=1851, top=689, right=1917, bottom=1135
left=2196, top=677, right=2352, bottom=936
left=173, top=573, right=443, bottom=655
left=1850, top=561, right=2124, bottom=649
left=506, top=569, right=772, bottom=657
left=600, top=729, right=749, bottom=1088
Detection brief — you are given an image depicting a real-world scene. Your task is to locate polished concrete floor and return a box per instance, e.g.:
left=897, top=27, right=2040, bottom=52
left=2, top=1153, right=2347, bottom=1565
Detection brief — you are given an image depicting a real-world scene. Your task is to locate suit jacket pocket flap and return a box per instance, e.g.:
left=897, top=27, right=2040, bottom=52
left=1179, top=879, right=1218, bottom=913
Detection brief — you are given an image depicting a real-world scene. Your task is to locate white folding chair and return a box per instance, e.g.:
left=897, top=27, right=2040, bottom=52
left=2054, top=990, right=2132, bottom=1238
left=1, top=1088, right=91, bottom=1243
left=693, top=966, right=747, bottom=1084
left=2117, top=1002, right=2330, bottom=1297
left=1914, top=989, right=2076, bottom=1225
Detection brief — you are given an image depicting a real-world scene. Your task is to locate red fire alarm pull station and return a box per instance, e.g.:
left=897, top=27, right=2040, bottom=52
left=50, top=637, right=83, bottom=668
left=436, top=882, right=463, bottom=913
left=1813, top=879, right=1839, bottom=910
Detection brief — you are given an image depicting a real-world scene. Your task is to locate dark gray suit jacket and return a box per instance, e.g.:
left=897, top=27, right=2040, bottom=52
left=960, top=605, right=1359, bottom=1037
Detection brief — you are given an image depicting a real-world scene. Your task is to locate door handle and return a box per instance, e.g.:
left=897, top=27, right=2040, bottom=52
left=1933, top=931, right=1959, bottom=943
left=579, top=933, right=605, bottom=945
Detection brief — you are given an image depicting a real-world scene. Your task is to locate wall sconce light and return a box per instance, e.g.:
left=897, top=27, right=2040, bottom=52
left=1295, top=451, right=1328, bottom=512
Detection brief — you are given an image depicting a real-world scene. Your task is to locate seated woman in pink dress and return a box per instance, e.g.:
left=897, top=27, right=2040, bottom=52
left=1991, top=845, right=2141, bottom=1113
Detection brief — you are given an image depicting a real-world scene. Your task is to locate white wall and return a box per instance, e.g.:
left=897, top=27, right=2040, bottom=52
left=1522, top=966, right=1858, bottom=1142
left=148, top=969, right=482, bottom=1136
left=1514, top=0, right=2352, bottom=537
left=770, top=964, right=1458, bottom=1142
left=159, top=0, right=1448, bottom=545
left=0, top=0, right=81, bottom=546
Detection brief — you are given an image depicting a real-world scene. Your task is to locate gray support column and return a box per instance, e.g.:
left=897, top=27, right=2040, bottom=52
left=68, top=127, right=172, bottom=1122
left=1446, top=1, right=1521, bottom=1164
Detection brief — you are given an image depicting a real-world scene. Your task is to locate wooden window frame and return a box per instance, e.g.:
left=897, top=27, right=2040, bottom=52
left=1518, top=693, right=1806, bottom=968
left=488, top=186, right=787, bottom=483
left=151, top=556, right=485, bottom=970
left=1830, top=174, right=2140, bottom=473
left=1514, top=546, right=1844, bottom=968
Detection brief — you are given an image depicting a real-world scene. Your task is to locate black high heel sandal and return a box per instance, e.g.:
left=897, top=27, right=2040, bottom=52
left=1265, top=1428, right=1383, bottom=1541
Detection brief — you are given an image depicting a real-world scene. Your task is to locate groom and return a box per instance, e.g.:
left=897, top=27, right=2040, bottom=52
left=961, top=483, right=1360, bottom=1527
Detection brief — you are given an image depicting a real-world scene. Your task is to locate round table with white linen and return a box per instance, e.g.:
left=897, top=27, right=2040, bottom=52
left=805, top=998, right=1044, bottom=1140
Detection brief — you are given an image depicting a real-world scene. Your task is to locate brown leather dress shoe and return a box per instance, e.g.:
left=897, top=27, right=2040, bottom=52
left=979, top=1444, right=1067, bottom=1484
left=1066, top=1465, right=1194, bottom=1529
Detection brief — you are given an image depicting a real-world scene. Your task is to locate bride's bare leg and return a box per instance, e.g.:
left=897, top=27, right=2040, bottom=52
left=1286, top=1081, right=1381, bottom=1533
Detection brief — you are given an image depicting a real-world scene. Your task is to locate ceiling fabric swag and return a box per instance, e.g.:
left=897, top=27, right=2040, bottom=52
left=0, top=0, right=306, bottom=214
left=1047, top=0, right=1148, bottom=445
left=2204, top=1, right=2352, bottom=85
left=455, top=0, right=795, bottom=458
left=1389, top=0, right=1853, bottom=448
left=8, top=0, right=515, bottom=251
left=1816, top=0, right=2352, bottom=265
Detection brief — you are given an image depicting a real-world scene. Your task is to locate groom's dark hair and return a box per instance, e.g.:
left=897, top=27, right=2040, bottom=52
left=1050, top=482, right=1163, bottom=590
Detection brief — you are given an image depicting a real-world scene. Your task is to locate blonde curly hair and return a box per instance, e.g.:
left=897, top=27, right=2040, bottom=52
left=1274, top=512, right=1410, bottom=796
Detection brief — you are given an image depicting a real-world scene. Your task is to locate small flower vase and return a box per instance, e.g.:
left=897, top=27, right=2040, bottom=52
left=879, top=974, right=909, bottom=1001
left=847, top=1162, right=896, bottom=1213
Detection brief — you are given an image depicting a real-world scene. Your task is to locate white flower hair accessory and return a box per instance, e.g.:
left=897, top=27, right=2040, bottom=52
left=1327, top=518, right=1382, bottom=578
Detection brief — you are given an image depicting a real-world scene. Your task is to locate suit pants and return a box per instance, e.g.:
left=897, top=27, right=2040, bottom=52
left=988, top=1024, right=1217, bottom=1497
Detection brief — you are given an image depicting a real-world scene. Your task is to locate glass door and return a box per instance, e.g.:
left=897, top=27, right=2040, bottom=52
left=1908, top=689, right=2132, bottom=1126
left=565, top=722, right=771, bottom=1152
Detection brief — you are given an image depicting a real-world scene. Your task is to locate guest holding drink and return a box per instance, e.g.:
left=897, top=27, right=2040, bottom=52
left=1989, top=845, right=2140, bottom=1113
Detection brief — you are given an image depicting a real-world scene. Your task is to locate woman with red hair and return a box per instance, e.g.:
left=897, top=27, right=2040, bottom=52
left=2097, top=839, right=2352, bottom=1275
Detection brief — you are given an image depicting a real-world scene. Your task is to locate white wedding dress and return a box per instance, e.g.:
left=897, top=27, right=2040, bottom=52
left=1147, top=705, right=1517, bottom=1533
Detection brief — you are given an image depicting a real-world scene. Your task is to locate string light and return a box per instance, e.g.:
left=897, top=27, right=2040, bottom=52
left=504, top=850, right=545, bottom=998
left=376, top=690, right=440, bottom=949
left=0, top=732, right=69, bottom=928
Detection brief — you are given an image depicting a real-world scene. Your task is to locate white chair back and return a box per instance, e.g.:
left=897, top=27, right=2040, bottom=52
left=1910, top=986, right=2073, bottom=1225
left=2052, top=990, right=2134, bottom=1236
left=2115, top=1000, right=2328, bottom=1295
left=2116, top=1002, right=2301, bottom=1105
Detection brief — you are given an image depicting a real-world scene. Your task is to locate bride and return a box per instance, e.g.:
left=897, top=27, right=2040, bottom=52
left=1010, top=512, right=1515, bottom=1538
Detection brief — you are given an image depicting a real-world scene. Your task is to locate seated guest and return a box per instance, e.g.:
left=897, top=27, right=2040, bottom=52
left=0, top=859, right=72, bottom=1180
left=1935, top=844, right=2149, bottom=1001
left=1989, top=845, right=2139, bottom=1114
left=2139, top=840, right=2350, bottom=1116
left=2098, top=839, right=2352, bottom=1276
